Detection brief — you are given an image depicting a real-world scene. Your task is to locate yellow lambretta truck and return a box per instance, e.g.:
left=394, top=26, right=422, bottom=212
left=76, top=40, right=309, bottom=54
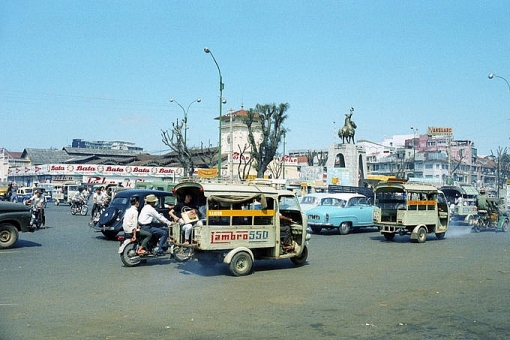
left=372, top=180, right=449, bottom=243
left=169, top=180, right=311, bottom=276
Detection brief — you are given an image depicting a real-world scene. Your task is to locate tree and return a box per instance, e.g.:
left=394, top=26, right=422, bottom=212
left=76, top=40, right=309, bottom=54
left=161, top=119, right=195, bottom=176
left=235, top=143, right=255, bottom=180
left=245, top=103, right=290, bottom=178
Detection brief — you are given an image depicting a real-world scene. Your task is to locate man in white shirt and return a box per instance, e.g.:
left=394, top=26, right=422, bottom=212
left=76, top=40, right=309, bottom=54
left=123, top=196, right=151, bottom=256
left=138, top=194, right=171, bottom=254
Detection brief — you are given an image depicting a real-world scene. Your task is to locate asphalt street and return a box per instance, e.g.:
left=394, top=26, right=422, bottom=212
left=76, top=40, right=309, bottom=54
left=1, top=204, right=510, bottom=339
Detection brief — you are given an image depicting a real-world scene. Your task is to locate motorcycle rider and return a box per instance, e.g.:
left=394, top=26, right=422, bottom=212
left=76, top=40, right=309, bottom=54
left=476, top=189, right=490, bottom=214
left=138, top=194, right=171, bottom=255
left=123, top=196, right=151, bottom=256
left=71, top=187, right=86, bottom=211
left=27, top=188, right=46, bottom=229
left=91, top=187, right=105, bottom=221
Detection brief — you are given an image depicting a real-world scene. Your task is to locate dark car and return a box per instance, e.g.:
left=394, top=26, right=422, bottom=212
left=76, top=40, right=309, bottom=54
left=92, top=189, right=175, bottom=239
left=0, top=201, right=32, bottom=249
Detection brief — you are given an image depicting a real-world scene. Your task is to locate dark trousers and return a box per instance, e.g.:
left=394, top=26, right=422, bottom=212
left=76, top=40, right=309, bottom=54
left=141, top=224, right=169, bottom=250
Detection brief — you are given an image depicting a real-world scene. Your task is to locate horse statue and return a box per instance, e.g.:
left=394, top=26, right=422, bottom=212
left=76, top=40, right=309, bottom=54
left=338, top=107, right=357, bottom=144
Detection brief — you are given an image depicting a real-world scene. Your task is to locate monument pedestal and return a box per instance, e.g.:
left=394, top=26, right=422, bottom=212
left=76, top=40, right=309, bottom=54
left=325, top=143, right=367, bottom=187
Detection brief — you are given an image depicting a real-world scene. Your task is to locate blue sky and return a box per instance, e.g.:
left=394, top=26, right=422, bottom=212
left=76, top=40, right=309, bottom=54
left=1, top=1, right=509, bottom=156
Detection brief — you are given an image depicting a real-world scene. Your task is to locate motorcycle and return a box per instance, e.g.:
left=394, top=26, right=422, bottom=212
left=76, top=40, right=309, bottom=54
left=71, top=200, right=88, bottom=216
left=472, top=210, right=509, bottom=233
left=29, top=206, right=43, bottom=230
left=118, top=227, right=192, bottom=267
left=90, top=203, right=107, bottom=226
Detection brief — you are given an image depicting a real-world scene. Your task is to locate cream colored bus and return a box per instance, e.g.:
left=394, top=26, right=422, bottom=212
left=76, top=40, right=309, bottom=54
left=373, top=180, right=449, bottom=243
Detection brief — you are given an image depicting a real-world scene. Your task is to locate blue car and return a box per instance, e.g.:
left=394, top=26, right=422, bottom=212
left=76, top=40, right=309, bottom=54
left=307, top=193, right=375, bottom=235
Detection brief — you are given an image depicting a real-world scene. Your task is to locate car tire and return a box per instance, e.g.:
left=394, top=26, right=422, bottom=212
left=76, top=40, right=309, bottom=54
left=290, top=245, right=308, bottom=266
left=0, top=223, right=19, bottom=249
left=102, top=230, right=117, bottom=240
left=416, top=226, right=427, bottom=243
left=339, top=222, right=350, bottom=235
left=311, top=227, right=322, bottom=234
left=99, top=207, right=118, bottom=226
left=229, top=251, right=253, bottom=276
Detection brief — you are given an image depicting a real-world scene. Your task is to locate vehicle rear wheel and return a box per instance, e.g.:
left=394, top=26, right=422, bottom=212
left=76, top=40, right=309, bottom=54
left=229, top=251, right=253, bottom=276
left=383, top=233, right=395, bottom=241
left=173, top=245, right=193, bottom=262
left=435, top=232, right=446, bottom=240
left=0, top=223, right=18, bottom=249
left=311, top=227, right=321, bottom=234
left=290, top=245, right=308, bottom=266
left=501, top=219, right=509, bottom=232
left=416, top=226, right=427, bottom=243
left=120, top=243, right=141, bottom=267
left=339, top=222, right=350, bottom=235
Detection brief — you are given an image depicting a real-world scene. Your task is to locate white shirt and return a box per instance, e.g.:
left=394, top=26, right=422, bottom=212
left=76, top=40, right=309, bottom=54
left=138, top=203, right=170, bottom=226
left=122, top=205, right=139, bottom=233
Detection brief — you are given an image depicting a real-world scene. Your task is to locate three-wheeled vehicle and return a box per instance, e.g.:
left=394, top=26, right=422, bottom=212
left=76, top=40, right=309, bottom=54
left=473, top=197, right=509, bottom=232
left=439, top=184, right=478, bottom=224
left=373, top=180, right=449, bottom=243
left=168, top=180, right=311, bottom=276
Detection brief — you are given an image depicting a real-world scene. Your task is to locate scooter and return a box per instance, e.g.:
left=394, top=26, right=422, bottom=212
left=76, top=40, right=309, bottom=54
left=118, top=231, right=191, bottom=267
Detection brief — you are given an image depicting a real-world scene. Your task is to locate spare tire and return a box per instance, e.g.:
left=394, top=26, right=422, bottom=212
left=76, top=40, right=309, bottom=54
left=99, top=206, right=118, bottom=226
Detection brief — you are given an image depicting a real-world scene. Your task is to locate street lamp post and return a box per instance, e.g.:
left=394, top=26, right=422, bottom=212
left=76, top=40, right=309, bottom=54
left=204, top=47, right=225, bottom=179
left=169, top=98, right=201, bottom=146
left=410, top=126, right=418, bottom=177
left=282, top=132, right=286, bottom=180
left=488, top=73, right=510, bottom=93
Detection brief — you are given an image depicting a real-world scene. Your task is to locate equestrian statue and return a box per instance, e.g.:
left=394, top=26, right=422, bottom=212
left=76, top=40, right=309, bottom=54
left=338, top=107, right=357, bottom=144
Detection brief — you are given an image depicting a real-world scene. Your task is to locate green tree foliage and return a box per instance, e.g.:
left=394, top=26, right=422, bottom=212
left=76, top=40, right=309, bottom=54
left=245, top=103, right=290, bottom=178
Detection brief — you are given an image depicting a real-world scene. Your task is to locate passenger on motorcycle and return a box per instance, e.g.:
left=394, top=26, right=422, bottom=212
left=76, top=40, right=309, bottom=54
left=27, top=188, right=46, bottom=229
left=169, top=193, right=203, bottom=244
left=138, top=194, right=171, bottom=255
left=123, top=196, right=151, bottom=256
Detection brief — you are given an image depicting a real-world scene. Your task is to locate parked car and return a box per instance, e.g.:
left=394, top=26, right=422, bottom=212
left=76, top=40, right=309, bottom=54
left=92, top=189, right=175, bottom=239
left=0, top=201, right=32, bottom=249
left=299, top=193, right=328, bottom=212
left=307, top=193, right=375, bottom=235
left=15, top=187, right=34, bottom=204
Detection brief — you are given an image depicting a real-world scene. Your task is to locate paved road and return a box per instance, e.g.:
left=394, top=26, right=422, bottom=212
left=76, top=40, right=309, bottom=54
left=1, top=205, right=509, bottom=339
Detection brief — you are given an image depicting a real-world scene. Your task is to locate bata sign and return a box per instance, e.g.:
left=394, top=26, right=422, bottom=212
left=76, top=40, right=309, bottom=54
left=11, top=164, right=183, bottom=177
left=427, top=126, right=453, bottom=136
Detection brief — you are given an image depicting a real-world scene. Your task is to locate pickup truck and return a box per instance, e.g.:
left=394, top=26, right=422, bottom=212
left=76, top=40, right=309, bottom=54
left=0, top=201, right=32, bottom=249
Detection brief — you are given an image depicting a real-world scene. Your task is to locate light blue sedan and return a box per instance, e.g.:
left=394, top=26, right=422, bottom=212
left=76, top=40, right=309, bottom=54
left=307, top=193, right=375, bottom=235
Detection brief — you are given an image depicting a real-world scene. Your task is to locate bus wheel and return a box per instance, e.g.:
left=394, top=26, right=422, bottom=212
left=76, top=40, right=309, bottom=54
left=416, top=226, right=427, bottom=243
left=291, top=245, right=308, bottom=266
left=229, top=251, right=252, bottom=276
